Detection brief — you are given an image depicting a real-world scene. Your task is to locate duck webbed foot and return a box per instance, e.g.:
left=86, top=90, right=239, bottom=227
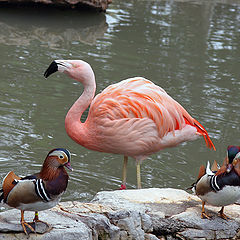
left=218, top=207, right=230, bottom=220
left=20, top=210, right=35, bottom=235
left=201, top=201, right=211, bottom=219
left=201, top=211, right=212, bottom=219
left=32, top=211, right=51, bottom=230
left=21, top=221, right=35, bottom=235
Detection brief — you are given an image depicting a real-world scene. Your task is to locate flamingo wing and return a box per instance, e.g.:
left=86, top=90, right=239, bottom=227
left=86, top=77, right=215, bottom=155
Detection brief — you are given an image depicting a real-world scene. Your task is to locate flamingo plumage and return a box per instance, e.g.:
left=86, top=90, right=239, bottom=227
left=44, top=59, right=215, bottom=189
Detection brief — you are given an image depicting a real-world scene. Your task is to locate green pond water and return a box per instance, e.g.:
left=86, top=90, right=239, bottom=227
left=0, top=0, right=239, bottom=202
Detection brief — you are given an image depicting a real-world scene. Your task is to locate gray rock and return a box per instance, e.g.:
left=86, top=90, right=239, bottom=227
left=108, top=210, right=145, bottom=240
left=150, top=216, right=190, bottom=235
left=1, top=188, right=240, bottom=239
left=141, top=213, right=153, bottom=233
left=0, top=207, right=92, bottom=240
left=144, top=233, right=160, bottom=240
left=177, top=229, right=215, bottom=239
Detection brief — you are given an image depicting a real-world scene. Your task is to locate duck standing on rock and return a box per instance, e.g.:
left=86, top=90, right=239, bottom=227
left=193, top=145, right=240, bottom=219
left=0, top=148, right=72, bottom=235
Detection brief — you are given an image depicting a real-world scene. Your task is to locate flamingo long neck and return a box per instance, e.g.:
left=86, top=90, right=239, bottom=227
left=65, top=77, right=96, bottom=145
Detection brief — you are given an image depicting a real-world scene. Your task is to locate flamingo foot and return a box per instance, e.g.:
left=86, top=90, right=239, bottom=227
left=120, top=184, right=126, bottom=190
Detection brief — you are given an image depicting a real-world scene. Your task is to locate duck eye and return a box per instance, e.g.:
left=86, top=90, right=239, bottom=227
left=59, top=155, right=64, bottom=159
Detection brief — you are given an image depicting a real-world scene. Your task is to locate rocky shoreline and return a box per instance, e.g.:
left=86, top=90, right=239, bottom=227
left=0, top=0, right=112, bottom=11
left=1, top=188, right=240, bottom=239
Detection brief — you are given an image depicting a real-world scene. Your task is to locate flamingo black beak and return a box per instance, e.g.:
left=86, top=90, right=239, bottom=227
left=44, top=61, right=58, bottom=78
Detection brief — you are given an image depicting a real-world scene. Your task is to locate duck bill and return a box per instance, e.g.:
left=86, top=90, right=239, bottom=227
left=226, top=163, right=233, bottom=173
left=64, top=162, right=73, bottom=171
left=233, top=152, right=240, bottom=166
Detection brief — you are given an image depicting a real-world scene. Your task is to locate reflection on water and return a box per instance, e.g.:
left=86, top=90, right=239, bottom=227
left=0, top=1, right=239, bottom=203
left=0, top=8, right=108, bottom=47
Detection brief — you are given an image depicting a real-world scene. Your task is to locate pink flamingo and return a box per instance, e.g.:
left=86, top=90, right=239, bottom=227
left=44, top=59, right=216, bottom=189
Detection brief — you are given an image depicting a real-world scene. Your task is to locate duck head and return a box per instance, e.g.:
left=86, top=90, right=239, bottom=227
left=226, top=145, right=240, bottom=173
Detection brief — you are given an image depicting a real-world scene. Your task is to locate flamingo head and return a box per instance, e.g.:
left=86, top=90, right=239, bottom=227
left=44, top=59, right=95, bottom=84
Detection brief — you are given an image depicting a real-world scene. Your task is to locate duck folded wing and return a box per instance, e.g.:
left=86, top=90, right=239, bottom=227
left=1, top=171, right=21, bottom=202
left=1, top=172, right=52, bottom=207
left=4, top=179, right=40, bottom=208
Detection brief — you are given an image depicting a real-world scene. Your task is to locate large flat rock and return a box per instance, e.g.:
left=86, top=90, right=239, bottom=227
left=1, top=188, right=240, bottom=239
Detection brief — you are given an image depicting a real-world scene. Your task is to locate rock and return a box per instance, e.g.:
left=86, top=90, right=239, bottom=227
left=107, top=210, right=145, bottom=240
left=144, top=233, right=160, bottom=240
left=0, top=221, right=50, bottom=234
left=0, top=0, right=112, bottom=11
left=1, top=188, right=240, bottom=239
left=0, top=206, right=92, bottom=239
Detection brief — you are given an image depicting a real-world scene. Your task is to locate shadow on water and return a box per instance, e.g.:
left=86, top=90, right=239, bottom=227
left=0, top=7, right=108, bottom=47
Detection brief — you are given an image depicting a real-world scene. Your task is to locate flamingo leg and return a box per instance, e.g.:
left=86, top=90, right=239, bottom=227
left=136, top=161, right=142, bottom=189
left=20, top=210, right=35, bottom=235
left=201, top=201, right=211, bottom=219
left=120, top=156, right=128, bottom=190
left=218, top=207, right=230, bottom=220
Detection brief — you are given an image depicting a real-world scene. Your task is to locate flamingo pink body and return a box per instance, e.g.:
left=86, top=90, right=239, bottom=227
left=44, top=59, right=215, bottom=188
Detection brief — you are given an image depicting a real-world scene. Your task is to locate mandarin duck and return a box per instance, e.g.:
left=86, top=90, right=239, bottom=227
left=0, top=148, right=72, bottom=235
left=192, top=145, right=240, bottom=220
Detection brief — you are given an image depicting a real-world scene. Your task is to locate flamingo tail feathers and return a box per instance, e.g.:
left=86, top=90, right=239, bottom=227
left=193, top=119, right=216, bottom=151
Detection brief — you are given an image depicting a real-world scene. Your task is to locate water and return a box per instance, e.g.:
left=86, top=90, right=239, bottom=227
left=0, top=0, right=239, bottom=203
